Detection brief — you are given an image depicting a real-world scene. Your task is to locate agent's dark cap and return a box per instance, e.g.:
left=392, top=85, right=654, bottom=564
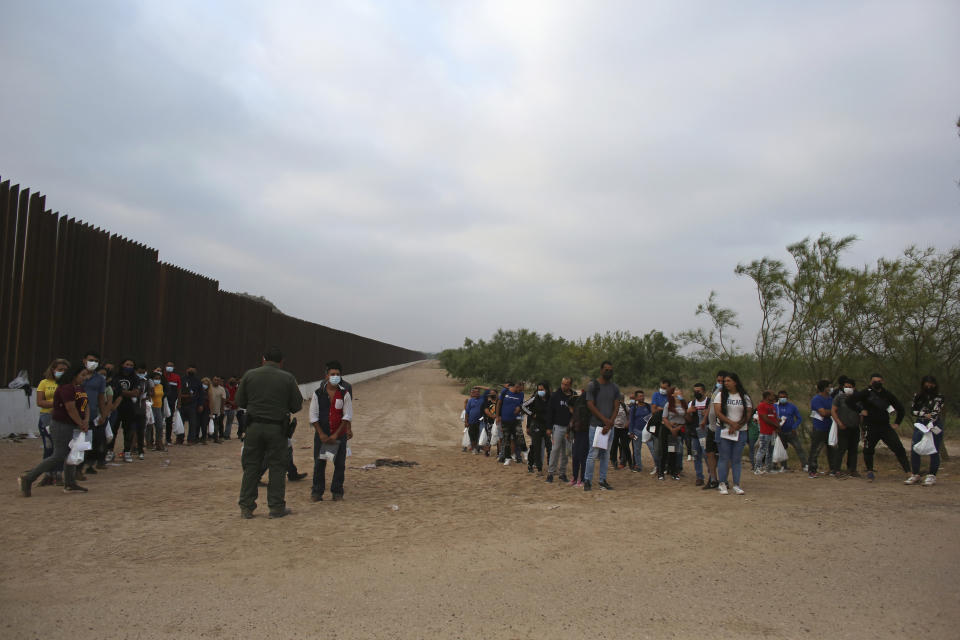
left=263, top=346, right=284, bottom=362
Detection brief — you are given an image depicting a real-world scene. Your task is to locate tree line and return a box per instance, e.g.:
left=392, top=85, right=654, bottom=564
left=439, top=236, right=959, bottom=425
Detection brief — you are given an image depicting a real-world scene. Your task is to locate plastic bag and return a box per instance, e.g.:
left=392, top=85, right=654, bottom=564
left=163, top=397, right=171, bottom=419
left=913, top=430, right=937, bottom=456
left=491, top=422, right=502, bottom=444
left=66, top=432, right=90, bottom=466
left=641, top=428, right=651, bottom=443
left=479, top=427, right=490, bottom=447
left=105, top=423, right=114, bottom=442
left=461, top=427, right=470, bottom=448
left=772, top=435, right=788, bottom=463
left=208, top=418, right=215, bottom=436
left=827, top=419, right=838, bottom=447
left=145, top=408, right=154, bottom=426
left=172, top=411, right=185, bottom=435
left=459, top=410, right=466, bottom=421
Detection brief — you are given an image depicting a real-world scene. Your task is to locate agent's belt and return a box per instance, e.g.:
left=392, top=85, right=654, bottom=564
left=247, top=415, right=286, bottom=426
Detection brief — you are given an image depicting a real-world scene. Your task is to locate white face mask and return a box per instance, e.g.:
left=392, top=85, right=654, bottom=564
left=54, top=370, right=64, bottom=379
left=86, top=361, right=99, bottom=371
left=843, top=387, right=854, bottom=395
left=165, top=366, right=174, bottom=373
left=202, top=384, right=209, bottom=390
left=329, top=375, right=341, bottom=385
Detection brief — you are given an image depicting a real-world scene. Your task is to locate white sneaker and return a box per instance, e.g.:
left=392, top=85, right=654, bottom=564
left=138, top=453, right=144, bottom=460
left=687, top=455, right=693, bottom=461
left=105, top=451, right=115, bottom=463
left=503, top=459, right=510, bottom=466
left=718, top=482, right=729, bottom=495
left=904, top=475, right=921, bottom=485
left=922, top=474, right=936, bottom=486
left=649, top=469, right=656, bottom=475
left=124, top=452, right=133, bottom=463
left=802, top=465, right=809, bottom=472
left=733, top=485, right=745, bottom=495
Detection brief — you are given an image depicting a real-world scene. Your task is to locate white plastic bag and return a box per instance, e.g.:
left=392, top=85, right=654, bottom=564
left=461, top=427, right=470, bottom=448
left=491, top=422, right=502, bottom=444
left=479, top=427, right=490, bottom=447
left=827, top=419, right=838, bottom=447
left=772, top=435, right=788, bottom=463
left=641, top=428, right=651, bottom=443
left=913, top=430, right=937, bottom=456
left=66, top=432, right=90, bottom=466
left=163, top=397, right=172, bottom=419
left=172, top=411, right=185, bottom=435
left=208, top=418, right=215, bottom=436
left=145, top=408, right=154, bottom=426
left=459, top=410, right=466, bottom=421
left=105, top=423, right=114, bottom=442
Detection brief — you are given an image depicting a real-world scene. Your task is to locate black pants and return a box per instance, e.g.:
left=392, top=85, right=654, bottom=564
left=528, top=429, right=545, bottom=470
left=132, top=415, right=145, bottom=454
left=467, top=422, right=481, bottom=449
left=312, top=434, right=346, bottom=497
left=114, top=413, right=138, bottom=453
left=610, top=428, right=630, bottom=466
left=657, top=432, right=679, bottom=476
left=807, top=430, right=836, bottom=473
left=863, top=423, right=910, bottom=472
left=214, top=413, right=225, bottom=439
left=499, top=421, right=522, bottom=462
left=86, top=422, right=107, bottom=467
left=831, top=425, right=860, bottom=471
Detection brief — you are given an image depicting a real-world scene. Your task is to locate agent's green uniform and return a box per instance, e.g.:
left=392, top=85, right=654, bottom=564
left=236, top=362, right=303, bottom=514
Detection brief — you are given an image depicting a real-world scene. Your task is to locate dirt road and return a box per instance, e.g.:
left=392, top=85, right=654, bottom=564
left=2, top=361, right=958, bottom=639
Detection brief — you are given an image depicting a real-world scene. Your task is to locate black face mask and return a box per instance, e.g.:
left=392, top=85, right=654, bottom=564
left=601, top=371, right=613, bottom=381
left=871, top=382, right=883, bottom=391
left=694, top=392, right=703, bottom=400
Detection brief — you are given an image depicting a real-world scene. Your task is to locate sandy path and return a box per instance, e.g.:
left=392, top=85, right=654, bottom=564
left=1, top=361, right=958, bottom=639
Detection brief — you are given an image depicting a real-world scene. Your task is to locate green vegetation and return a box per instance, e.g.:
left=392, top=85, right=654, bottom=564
left=440, top=236, right=959, bottom=431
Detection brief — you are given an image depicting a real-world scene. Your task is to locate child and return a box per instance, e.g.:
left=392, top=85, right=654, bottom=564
left=754, top=391, right=779, bottom=474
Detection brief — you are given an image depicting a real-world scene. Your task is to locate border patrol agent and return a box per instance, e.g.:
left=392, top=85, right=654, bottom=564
left=237, top=347, right=303, bottom=519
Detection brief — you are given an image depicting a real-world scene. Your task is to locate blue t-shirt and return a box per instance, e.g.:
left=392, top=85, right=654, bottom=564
left=83, top=373, right=106, bottom=417
left=499, top=389, right=524, bottom=421
left=466, top=396, right=485, bottom=424
left=811, top=394, right=832, bottom=431
left=650, top=390, right=668, bottom=409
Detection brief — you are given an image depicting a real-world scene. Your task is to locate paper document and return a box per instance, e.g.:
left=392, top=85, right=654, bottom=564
left=592, top=428, right=611, bottom=450
left=720, top=429, right=740, bottom=442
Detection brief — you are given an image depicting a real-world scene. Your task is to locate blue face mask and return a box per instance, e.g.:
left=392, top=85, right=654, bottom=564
left=537, top=390, right=546, bottom=398
left=778, top=397, right=787, bottom=404
left=54, top=370, right=64, bottom=379
left=329, top=375, right=342, bottom=385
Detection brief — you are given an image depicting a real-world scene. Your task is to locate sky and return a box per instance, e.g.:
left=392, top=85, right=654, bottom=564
left=2, top=0, right=958, bottom=353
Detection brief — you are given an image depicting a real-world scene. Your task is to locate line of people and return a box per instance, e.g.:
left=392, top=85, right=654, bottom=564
left=461, top=362, right=947, bottom=494
left=18, top=351, right=245, bottom=496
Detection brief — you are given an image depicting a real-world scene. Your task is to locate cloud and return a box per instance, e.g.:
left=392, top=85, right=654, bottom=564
left=2, top=0, right=958, bottom=353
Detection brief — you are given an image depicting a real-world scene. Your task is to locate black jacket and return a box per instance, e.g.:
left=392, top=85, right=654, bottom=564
left=848, top=387, right=904, bottom=426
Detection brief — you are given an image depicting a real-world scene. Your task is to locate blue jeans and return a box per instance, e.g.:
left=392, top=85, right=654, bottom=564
left=911, top=427, right=943, bottom=475
left=755, top=433, right=775, bottom=471
left=716, top=429, right=748, bottom=486
left=676, top=437, right=684, bottom=471
left=584, top=426, right=609, bottom=483
left=631, top=435, right=643, bottom=470
left=38, top=413, right=53, bottom=459
left=645, top=436, right=659, bottom=469
left=690, top=431, right=705, bottom=480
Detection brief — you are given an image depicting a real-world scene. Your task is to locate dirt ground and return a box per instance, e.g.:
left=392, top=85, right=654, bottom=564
left=1, top=361, right=958, bottom=639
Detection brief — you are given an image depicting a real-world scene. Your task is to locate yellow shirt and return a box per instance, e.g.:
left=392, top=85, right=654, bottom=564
left=151, top=381, right=165, bottom=408
left=37, top=378, right=58, bottom=414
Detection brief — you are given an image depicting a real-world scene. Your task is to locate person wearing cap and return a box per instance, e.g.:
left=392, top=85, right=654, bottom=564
left=236, top=347, right=303, bottom=519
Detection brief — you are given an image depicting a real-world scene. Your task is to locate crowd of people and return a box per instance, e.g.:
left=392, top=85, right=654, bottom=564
left=17, top=350, right=357, bottom=518
left=462, top=362, right=947, bottom=494
left=18, top=351, right=251, bottom=495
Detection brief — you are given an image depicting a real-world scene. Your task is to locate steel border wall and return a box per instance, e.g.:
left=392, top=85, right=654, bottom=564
left=0, top=175, right=424, bottom=383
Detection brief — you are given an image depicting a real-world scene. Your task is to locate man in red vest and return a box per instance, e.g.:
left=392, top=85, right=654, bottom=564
left=310, top=360, right=354, bottom=502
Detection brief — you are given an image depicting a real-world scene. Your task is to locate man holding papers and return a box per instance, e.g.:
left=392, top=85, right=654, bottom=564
left=583, top=361, right=621, bottom=492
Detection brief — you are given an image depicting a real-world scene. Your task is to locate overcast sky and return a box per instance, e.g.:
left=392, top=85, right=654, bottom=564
left=2, top=1, right=958, bottom=353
